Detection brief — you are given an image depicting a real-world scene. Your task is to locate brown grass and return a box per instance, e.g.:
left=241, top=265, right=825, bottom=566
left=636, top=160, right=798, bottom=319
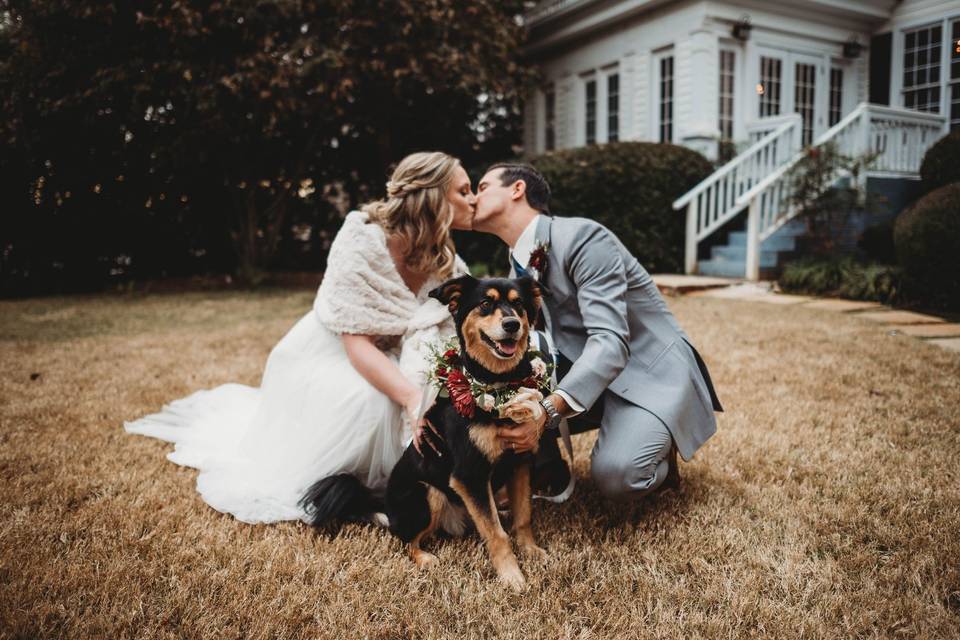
left=1, top=289, right=958, bottom=638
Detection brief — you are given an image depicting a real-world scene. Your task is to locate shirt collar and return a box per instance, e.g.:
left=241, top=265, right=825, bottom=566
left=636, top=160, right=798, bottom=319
left=510, top=214, right=541, bottom=268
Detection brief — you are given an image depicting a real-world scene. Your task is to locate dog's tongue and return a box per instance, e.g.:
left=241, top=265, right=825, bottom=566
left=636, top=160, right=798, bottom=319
left=497, top=340, right=518, bottom=355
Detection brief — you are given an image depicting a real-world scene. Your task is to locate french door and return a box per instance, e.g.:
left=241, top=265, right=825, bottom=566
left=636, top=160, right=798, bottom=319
left=756, top=48, right=829, bottom=145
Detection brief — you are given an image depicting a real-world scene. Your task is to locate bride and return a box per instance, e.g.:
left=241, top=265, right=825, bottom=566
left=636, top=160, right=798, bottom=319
left=125, top=151, right=475, bottom=524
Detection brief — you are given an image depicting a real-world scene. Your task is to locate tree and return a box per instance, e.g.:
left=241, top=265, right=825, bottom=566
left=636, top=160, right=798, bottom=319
left=0, top=0, right=534, bottom=291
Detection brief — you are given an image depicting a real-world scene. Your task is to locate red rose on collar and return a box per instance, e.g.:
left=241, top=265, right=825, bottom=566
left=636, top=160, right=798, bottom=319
left=445, top=369, right=476, bottom=418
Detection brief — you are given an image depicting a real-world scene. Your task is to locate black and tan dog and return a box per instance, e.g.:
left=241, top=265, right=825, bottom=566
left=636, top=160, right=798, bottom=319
left=300, top=275, right=546, bottom=590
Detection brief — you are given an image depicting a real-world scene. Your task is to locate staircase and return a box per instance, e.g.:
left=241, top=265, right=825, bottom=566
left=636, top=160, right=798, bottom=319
left=673, top=103, right=947, bottom=280
left=698, top=219, right=806, bottom=279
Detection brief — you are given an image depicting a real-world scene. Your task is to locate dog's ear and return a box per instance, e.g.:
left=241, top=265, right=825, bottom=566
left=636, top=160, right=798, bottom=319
left=429, top=275, right=476, bottom=313
left=515, top=276, right=542, bottom=322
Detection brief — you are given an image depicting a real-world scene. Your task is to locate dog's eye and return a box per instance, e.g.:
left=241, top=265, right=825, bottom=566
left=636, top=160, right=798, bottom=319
left=479, top=299, right=492, bottom=311
left=512, top=299, right=525, bottom=311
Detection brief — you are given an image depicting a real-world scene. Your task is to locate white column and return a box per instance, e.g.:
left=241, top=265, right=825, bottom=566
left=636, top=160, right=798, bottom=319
left=685, top=201, right=698, bottom=274
left=745, top=195, right=760, bottom=281
left=677, top=24, right=721, bottom=159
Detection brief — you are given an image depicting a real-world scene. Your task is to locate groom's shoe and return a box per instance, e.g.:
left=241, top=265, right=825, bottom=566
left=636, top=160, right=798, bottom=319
left=532, top=457, right=571, bottom=497
left=662, top=443, right=680, bottom=491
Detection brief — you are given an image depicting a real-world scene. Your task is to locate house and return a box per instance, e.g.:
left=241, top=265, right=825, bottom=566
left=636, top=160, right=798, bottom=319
left=522, top=0, right=957, bottom=279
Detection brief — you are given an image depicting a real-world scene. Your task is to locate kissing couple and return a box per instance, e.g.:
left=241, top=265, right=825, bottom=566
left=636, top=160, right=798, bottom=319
left=126, top=150, right=722, bottom=526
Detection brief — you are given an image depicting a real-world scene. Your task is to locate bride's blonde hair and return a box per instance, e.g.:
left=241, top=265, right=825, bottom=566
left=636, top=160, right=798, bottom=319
left=363, top=151, right=460, bottom=277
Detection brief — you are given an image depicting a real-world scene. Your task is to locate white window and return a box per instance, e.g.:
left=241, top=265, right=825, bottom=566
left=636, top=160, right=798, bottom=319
left=544, top=85, right=556, bottom=151
left=585, top=77, right=597, bottom=145
left=829, top=67, right=844, bottom=127
left=655, top=52, right=675, bottom=143
left=578, top=65, right=619, bottom=146
left=718, top=49, right=736, bottom=140
left=607, top=73, right=620, bottom=142
left=795, top=62, right=817, bottom=145
left=758, top=56, right=782, bottom=117
left=902, top=23, right=943, bottom=113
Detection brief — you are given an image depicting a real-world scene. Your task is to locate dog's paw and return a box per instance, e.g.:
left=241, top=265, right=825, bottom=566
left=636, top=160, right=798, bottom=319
left=521, top=543, right=548, bottom=561
left=412, top=550, right=439, bottom=569
left=498, top=565, right=527, bottom=591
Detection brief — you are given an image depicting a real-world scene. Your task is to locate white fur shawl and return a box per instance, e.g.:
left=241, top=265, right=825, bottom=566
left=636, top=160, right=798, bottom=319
left=314, top=210, right=466, bottom=389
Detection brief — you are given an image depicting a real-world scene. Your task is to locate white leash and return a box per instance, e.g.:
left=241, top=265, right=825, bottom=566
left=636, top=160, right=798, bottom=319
left=531, top=329, right=576, bottom=503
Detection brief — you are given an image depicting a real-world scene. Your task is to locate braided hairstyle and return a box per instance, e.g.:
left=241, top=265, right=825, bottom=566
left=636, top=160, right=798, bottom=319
left=363, top=151, right=460, bottom=278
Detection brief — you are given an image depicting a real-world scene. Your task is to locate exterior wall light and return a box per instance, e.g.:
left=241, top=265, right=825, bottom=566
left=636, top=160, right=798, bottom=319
left=843, top=38, right=863, bottom=58
left=732, top=16, right=752, bottom=41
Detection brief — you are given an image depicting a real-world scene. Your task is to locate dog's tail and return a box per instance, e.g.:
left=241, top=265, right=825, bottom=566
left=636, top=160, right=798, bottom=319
left=299, top=473, right=384, bottom=528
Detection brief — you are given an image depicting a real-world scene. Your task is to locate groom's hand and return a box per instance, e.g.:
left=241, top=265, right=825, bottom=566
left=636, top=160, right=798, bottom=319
left=497, top=410, right=547, bottom=453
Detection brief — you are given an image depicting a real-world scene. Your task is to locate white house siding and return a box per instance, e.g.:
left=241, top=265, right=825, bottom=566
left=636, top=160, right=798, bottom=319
left=525, top=1, right=710, bottom=153
left=524, top=0, right=884, bottom=159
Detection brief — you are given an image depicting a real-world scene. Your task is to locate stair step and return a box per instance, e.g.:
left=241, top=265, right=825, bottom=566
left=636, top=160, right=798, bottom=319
left=698, top=259, right=746, bottom=278
left=712, top=245, right=786, bottom=263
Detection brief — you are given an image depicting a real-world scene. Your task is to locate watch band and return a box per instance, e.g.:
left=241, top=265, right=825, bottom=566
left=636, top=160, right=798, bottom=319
left=540, top=396, right=562, bottom=431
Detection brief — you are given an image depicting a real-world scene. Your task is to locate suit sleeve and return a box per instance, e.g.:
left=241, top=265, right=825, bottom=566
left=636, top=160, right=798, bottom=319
left=556, top=225, right=630, bottom=410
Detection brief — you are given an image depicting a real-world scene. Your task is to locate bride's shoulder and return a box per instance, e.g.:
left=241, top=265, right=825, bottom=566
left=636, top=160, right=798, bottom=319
left=329, top=210, right=387, bottom=254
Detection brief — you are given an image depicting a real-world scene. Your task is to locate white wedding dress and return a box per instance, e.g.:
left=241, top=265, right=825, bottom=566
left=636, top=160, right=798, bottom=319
left=125, top=211, right=462, bottom=524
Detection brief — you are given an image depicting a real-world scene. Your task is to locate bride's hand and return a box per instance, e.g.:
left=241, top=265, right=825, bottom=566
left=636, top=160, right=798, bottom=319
left=403, top=388, right=443, bottom=457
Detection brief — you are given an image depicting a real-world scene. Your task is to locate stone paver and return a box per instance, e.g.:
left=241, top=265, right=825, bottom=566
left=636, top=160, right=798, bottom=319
left=653, top=274, right=740, bottom=296
left=693, top=282, right=773, bottom=299
left=802, top=299, right=885, bottom=313
left=894, top=323, right=960, bottom=338
left=857, top=310, right=947, bottom=325
left=752, top=294, right=816, bottom=305
left=928, top=338, right=960, bottom=353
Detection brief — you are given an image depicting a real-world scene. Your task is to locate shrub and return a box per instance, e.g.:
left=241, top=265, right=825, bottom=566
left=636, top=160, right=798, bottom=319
left=894, top=183, right=960, bottom=310
left=919, top=130, right=960, bottom=195
left=857, top=221, right=896, bottom=264
left=527, top=142, right=713, bottom=273
left=779, top=257, right=901, bottom=304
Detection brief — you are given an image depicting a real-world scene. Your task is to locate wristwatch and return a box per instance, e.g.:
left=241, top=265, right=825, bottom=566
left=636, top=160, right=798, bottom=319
left=540, top=396, right=562, bottom=431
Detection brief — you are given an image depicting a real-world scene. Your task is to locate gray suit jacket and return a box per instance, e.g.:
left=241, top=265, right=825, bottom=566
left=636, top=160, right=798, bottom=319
left=533, top=215, right=722, bottom=461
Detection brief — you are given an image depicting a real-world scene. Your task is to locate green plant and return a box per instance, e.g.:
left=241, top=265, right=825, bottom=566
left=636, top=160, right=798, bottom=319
left=894, top=182, right=960, bottom=310
left=527, top=142, right=713, bottom=273
left=779, top=257, right=902, bottom=304
left=786, top=142, right=881, bottom=254
left=919, top=130, right=960, bottom=196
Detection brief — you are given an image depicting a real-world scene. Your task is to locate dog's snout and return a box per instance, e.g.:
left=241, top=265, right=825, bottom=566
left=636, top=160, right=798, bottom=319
left=502, top=317, right=521, bottom=334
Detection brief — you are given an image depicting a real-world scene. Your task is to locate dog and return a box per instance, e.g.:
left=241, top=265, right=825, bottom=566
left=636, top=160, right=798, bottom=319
left=300, top=274, right=548, bottom=590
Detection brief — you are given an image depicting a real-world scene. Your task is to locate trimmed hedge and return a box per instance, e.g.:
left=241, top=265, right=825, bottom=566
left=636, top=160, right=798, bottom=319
left=894, top=182, right=960, bottom=310
left=779, top=257, right=902, bottom=304
left=528, top=142, right=713, bottom=273
left=919, top=130, right=960, bottom=195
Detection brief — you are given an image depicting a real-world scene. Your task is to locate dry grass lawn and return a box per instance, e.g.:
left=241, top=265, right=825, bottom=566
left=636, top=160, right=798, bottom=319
left=1, top=288, right=958, bottom=638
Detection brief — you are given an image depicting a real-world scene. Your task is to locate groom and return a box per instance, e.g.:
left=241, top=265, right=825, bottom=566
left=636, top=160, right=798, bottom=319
left=473, top=163, right=722, bottom=499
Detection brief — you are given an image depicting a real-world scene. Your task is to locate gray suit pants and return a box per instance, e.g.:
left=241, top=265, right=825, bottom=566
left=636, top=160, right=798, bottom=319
left=549, top=391, right=673, bottom=500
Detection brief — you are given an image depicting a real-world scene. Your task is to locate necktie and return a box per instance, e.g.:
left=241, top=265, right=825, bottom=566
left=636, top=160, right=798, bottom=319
left=510, top=253, right=529, bottom=278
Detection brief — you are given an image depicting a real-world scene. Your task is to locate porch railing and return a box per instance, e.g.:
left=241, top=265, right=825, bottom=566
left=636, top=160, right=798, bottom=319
left=672, top=113, right=801, bottom=274
left=672, top=103, right=947, bottom=279
left=734, top=103, right=945, bottom=279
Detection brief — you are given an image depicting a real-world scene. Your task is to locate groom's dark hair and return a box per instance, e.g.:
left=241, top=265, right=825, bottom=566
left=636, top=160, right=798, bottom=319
left=486, top=162, right=551, bottom=214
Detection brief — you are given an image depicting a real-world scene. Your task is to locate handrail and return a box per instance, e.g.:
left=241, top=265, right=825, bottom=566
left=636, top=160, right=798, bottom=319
left=734, top=104, right=868, bottom=207
left=672, top=115, right=800, bottom=210
left=862, top=103, right=946, bottom=124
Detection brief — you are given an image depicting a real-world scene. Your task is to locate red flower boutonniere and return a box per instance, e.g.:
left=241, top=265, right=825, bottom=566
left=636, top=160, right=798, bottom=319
left=528, top=241, right=550, bottom=279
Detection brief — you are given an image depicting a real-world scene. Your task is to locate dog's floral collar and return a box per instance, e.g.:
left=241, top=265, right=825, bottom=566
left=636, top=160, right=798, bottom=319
left=426, top=338, right=553, bottom=419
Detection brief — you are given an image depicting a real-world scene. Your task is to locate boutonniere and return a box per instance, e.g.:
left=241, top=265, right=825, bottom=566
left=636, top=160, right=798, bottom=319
left=528, top=241, right=550, bottom=280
